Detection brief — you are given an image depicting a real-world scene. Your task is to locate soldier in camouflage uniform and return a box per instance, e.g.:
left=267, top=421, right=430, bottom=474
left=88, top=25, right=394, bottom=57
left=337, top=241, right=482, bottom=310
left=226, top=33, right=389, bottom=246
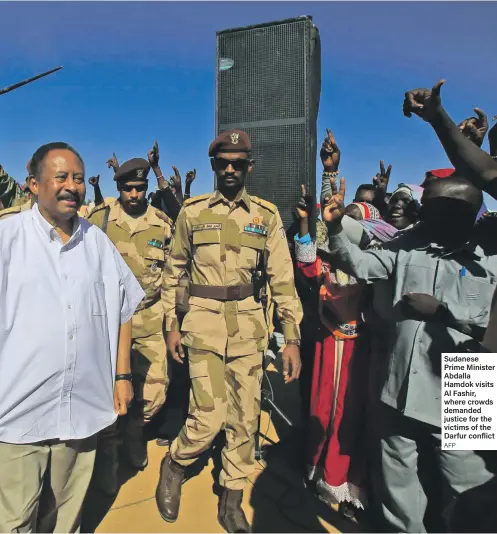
left=86, top=158, right=173, bottom=476
left=156, top=130, right=303, bottom=533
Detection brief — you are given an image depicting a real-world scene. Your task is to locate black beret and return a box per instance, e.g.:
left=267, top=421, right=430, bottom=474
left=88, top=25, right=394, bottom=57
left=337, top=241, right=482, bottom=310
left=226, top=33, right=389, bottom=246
left=208, top=130, right=252, bottom=158
left=114, top=158, right=150, bottom=182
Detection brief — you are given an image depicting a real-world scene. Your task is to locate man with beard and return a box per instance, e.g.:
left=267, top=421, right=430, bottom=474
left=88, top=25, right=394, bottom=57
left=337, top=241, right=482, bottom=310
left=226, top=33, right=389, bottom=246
left=0, top=142, right=143, bottom=531
left=322, top=173, right=496, bottom=532
left=86, top=158, right=173, bottom=479
left=156, top=130, right=302, bottom=533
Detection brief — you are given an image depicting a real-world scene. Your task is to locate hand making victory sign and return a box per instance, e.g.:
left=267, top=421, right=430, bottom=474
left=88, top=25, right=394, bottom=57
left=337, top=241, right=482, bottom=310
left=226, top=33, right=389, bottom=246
left=373, top=160, right=392, bottom=191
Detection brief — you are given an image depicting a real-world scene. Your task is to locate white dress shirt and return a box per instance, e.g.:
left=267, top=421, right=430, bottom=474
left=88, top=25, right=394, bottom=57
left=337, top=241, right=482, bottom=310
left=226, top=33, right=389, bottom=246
left=0, top=204, right=145, bottom=443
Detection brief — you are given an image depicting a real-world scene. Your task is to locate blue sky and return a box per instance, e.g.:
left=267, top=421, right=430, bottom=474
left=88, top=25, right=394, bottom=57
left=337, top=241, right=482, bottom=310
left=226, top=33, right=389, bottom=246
left=1, top=1, right=496, bottom=208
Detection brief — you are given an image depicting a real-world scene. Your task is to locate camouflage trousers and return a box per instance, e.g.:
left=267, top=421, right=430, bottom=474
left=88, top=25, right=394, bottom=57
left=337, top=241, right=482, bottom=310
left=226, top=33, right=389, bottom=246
left=170, top=348, right=263, bottom=490
left=130, top=329, right=169, bottom=425
left=89, top=328, right=168, bottom=495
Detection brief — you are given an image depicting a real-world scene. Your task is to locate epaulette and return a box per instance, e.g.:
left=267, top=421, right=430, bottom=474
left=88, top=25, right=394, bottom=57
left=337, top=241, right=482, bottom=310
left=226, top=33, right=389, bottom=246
left=0, top=205, right=22, bottom=219
left=183, top=193, right=211, bottom=207
left=154, top=208, right=173, bottom=227
left=250, top=196, right=278, bottom=214
left=86, top=201, right=109, bottom=218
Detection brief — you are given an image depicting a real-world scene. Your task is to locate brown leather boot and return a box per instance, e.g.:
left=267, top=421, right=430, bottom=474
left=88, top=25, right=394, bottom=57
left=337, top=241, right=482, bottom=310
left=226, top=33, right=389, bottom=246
left=218, top=488, right=251, bottom=533
left=156, top=453, right=185, bottom=522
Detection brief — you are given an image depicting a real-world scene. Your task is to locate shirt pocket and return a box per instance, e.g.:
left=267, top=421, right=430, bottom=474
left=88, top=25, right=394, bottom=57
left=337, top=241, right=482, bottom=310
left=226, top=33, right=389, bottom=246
left=457, top=275, right=494, bottom=323
left=240, top=233, right=266, bottom=269
left=143, top=246, right=166, bottom=280
left=192, top=229, right=221, bottom=267
left=88, top=278, right=107, bottom=316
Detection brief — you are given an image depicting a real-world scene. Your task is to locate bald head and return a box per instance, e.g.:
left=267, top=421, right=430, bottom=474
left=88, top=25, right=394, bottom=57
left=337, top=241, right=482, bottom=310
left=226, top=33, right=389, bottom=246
left=422, top=175, right=483, bottom=214
left=420, top=174, right=483, bottom=246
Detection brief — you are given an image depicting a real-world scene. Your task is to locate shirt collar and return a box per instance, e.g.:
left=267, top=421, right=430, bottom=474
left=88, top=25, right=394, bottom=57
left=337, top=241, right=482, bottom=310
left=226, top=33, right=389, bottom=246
left=208, top=188, right=251, bottom=212
left=32, top=203, right=82, bottom=244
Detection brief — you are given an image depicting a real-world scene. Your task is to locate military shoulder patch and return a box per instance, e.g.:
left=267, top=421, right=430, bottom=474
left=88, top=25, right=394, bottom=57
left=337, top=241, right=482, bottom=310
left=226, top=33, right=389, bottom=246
left=153, top=208, right=173, bottom=226
left=183, top=193, right=211, bottom=207
left=249, top=196, right=278, bottom=214
left=86, top=202, right=108, bottom=219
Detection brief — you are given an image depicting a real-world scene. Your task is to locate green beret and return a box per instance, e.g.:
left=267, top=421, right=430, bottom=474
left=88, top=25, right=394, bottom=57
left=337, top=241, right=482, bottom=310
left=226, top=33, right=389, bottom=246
left=114, top=158, right=150, bottom=182
left=208, top=130, right=252, bottom=158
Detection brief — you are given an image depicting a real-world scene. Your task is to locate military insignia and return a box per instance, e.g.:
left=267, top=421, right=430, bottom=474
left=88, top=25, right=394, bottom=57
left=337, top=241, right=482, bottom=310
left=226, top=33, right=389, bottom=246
left=137, top=169, right=144, bottom=178
left=230, top=133, right=239, bottom=145
left=148, top=239, right=163, bottom=249
left=151, top=260, right=158, bottom=272
left=252, top=217, right=260, bottom=224
left=244, top=223, right=268, bottom=236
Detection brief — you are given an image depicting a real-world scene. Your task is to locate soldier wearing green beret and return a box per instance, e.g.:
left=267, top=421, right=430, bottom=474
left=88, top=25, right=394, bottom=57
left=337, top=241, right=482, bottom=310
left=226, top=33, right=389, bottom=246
left=86, top=157, right=173, bottom=488
left=156, top=130, right=303, bottom=532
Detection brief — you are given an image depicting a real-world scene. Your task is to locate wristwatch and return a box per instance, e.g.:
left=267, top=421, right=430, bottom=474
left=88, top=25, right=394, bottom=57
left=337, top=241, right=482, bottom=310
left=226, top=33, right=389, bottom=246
left=115, top=373, right=133, bottom=381
left=286, top=340, right=301, bottom=347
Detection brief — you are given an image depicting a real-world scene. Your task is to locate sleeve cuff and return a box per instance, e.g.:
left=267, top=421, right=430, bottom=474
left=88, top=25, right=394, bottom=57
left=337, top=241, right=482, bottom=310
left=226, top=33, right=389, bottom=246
left=165, top=317, right=180, bottom=332
left=294, top=233, right=312, bottom=244
left=282, top=323, right=300, bottom=342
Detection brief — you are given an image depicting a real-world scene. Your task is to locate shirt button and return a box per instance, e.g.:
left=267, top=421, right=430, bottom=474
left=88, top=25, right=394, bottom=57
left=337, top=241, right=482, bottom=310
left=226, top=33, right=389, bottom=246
left=68, top=364, right=73, bottom=371
left=69, top=335, right=73, bottom=340
left=413, top=370, right=418, bottom=375
left=68, top=305, right=72, bottom=309
left=64, top=275, right=68, bottom=280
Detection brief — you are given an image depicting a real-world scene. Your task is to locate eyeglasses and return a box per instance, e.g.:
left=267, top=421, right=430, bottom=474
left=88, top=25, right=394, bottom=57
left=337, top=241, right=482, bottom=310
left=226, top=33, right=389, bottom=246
left=120, top=183, right=147, bottom=193
left=214, top=158, right=248, bottom=171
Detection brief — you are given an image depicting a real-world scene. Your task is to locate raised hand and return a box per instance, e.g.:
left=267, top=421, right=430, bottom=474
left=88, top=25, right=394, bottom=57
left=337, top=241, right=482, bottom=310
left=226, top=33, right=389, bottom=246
left=373, top=160, right=392, bottom=191
left=148, top=140, right=160, bottom=169
left=322, top=177, right=346, bottom=223
left=458, top=108, right=489, bottom=147
left=320, top=129, right=340, bottom=172
left=488, top=115, right=497, bottom=157
left=169, top=166, right=183, bottom=190
left=107, top=153, right=119, bottom=172
left=296, top=184, right=312, bottom=219
left=89, top=175, right=100, bottom=187
left=185, top=169, right=196, bottom=187
left=403, top=79, right=445, bottom=122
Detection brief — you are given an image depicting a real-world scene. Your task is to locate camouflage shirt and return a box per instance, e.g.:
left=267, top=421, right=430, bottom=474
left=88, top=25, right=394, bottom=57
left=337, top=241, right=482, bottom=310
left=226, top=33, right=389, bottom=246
left=87, top=200, right=173, bottom=313
left=162, top=188, right=302, bottom=357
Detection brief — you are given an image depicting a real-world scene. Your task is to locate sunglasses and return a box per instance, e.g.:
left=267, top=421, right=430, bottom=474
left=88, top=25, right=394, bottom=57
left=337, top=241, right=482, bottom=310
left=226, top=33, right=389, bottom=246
left=120, top=183, right=147, bottom=193
left=214, top=158, right=249, bottom=171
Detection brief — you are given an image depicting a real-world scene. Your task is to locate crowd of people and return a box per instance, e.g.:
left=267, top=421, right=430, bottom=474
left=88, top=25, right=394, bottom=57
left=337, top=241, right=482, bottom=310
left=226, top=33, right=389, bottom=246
left=0, top=78, right=496, bottom=534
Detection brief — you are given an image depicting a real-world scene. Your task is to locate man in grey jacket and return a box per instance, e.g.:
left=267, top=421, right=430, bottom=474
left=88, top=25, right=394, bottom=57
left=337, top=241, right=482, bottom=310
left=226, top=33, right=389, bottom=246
left=321, top=175, right=495, bottom=532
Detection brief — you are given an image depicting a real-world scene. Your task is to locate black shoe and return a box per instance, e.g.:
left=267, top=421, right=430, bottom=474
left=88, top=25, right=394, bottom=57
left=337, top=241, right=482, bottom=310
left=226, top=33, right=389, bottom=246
left=218, top=488, right=251, bottom=533
left=156, top=453, right=185, bottom=523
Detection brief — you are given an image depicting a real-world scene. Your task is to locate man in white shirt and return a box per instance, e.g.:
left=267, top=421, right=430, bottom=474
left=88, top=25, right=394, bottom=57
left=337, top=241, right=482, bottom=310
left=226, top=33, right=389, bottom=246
left=0, top=142, right=145, bottom=532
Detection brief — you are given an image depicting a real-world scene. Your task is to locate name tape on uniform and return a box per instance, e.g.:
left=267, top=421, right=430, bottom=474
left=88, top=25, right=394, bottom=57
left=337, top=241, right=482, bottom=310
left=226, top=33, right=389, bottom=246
left=192, top=223, right=222, bottom=232
left=441, top=353, right=497, bottom=451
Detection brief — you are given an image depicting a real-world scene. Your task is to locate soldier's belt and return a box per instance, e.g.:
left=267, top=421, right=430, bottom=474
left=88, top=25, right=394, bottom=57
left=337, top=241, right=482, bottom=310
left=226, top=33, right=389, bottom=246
left=189, top=283, right=254, bottom=301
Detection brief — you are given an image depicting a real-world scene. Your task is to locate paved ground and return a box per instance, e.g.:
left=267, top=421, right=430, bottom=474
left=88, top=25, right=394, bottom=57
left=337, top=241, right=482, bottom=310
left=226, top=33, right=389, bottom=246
left=82, top=363, right=366, bottom=533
